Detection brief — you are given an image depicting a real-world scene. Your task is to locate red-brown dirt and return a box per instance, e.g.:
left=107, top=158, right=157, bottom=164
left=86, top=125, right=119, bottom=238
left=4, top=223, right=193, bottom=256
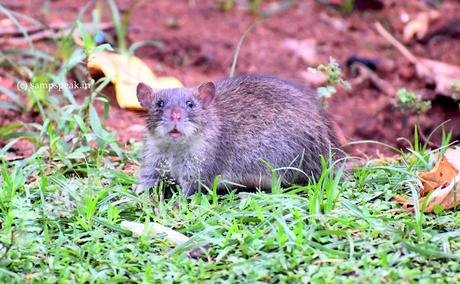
left=1, top=0, right=460, bottom=157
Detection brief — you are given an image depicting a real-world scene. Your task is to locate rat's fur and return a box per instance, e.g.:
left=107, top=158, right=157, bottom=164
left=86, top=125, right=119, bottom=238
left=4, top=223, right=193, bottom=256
left=137, top=74, right=339, bottom=196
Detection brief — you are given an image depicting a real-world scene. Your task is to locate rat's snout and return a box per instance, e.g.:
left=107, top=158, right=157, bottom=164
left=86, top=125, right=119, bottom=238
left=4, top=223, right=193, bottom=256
left=170, top=106, right=183, bottom=122
left=163, top=105, right=188, bottom=139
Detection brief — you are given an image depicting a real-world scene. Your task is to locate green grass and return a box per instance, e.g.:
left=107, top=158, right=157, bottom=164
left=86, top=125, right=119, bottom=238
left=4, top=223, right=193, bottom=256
left=1, top=143, right=460, bottom=283
left=1, top=2, right=460, bottom=283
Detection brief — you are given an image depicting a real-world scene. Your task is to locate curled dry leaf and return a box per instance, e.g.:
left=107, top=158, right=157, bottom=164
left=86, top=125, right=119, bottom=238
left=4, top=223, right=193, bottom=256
left=403, top=10, right=439, bottom=42
left=396, top=147, right=460, bottom=212
left=418, top=149, right=459, bottom=196
left=88, top=51, right=183, bottom=110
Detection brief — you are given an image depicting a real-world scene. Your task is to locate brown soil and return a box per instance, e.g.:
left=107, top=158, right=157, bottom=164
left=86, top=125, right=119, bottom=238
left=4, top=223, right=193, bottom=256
left=1, top=0, right=460, bottom=157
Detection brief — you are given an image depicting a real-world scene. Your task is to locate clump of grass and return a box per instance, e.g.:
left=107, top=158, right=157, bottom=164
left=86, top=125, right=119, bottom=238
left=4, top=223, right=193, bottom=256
left=394, top=88, right=432, bottom=114
left=340, top=0, right=355, bottom=13
left=103, top=0, right=163, bottom=56
left=0, top=4, right=126, bottom=165
left=3, top=110, right=459, bottom=282
left=2, top=130, right=460, bottom=282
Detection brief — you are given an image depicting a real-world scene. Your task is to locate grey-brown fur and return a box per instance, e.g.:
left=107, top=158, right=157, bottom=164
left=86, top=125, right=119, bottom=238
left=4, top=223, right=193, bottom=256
left=136, top=74, right=339, bottom=196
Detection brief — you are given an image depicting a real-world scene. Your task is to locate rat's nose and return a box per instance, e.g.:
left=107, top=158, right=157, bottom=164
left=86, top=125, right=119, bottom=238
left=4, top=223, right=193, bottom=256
left=170, top=107, right=182, bottom=122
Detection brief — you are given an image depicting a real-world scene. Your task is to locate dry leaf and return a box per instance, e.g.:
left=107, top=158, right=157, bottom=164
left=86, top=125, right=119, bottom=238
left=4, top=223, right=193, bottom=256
left=416, top=58, right=460, bottom=98
left=403, top=11, right=439, bottom=42
left=88, top=51, right=183, bottom=110
left=418, top=151, right=459, bottom=196
left=421, top=179, right=460, bottom=212
left=375, top=22, right=460, bottom=99
left=396, top=147, right=460, bottom=213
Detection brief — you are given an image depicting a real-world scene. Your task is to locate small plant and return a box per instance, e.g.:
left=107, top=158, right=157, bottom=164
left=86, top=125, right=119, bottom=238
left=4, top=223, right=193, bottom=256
left=309, top=57, right=351, bottom=108
left=451, top=80, right=460, bottom=100
left=394, top=88, right=431, bottom=114
left=341, top=0, right=355, bottom=13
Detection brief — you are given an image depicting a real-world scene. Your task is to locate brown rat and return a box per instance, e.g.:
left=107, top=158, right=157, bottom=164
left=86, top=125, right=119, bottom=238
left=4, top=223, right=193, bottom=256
left=136, top=74, right=340, bottom=196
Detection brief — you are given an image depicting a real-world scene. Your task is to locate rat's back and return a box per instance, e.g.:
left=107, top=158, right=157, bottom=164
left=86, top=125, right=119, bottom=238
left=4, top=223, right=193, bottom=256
left=202, top=74, right=338, bottom=188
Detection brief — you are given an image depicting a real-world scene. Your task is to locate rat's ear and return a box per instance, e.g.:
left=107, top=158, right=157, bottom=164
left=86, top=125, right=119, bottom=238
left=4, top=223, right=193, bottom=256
left=198, top=81, right=216, bottom=108
left=137, top=82, right=154, bottom=108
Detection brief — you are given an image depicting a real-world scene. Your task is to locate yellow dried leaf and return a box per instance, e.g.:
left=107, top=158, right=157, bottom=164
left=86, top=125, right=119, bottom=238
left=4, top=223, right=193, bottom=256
left=88, top=51, right=183, bottom=110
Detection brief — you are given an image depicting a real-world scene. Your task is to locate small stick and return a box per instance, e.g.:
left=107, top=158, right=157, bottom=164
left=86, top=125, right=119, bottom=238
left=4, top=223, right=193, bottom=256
left=374, top=22, right=419, bottom=65
left=351, top=64, right=395, bottom=96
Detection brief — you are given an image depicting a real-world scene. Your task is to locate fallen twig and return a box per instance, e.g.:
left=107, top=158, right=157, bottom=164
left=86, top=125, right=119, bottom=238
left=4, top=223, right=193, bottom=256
left=375, top=22, right=418, bottom=64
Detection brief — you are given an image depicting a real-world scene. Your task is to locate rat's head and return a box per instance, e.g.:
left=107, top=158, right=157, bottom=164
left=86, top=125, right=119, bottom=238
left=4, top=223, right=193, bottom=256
left=137, top=82, right=215, bottom=142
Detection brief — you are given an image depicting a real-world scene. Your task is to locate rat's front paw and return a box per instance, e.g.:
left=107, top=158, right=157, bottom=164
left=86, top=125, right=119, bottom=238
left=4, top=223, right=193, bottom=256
left=135, top=177, right=160, bottom=194
left=182, top=187, right=197, bottom=197
left=134, top=183, right=147, bottom=194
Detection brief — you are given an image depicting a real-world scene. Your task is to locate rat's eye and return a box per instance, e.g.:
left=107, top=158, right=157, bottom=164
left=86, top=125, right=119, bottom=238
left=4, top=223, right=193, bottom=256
left=156, top=100, right=165, bottom=108
left=186, top=100, right=194, bottom=108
